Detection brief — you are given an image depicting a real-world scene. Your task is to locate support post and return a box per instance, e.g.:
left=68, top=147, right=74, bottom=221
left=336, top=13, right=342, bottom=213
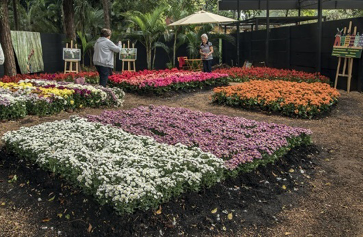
left=317, top=0, right=323, bottom=73
left=236, top=0, right=240, bottom=66
left=265, top=0, right=270, bottom=67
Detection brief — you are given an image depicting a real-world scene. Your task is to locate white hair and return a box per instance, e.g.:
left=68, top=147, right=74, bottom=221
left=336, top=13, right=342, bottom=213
left=201, top=34, right=208, bottom=40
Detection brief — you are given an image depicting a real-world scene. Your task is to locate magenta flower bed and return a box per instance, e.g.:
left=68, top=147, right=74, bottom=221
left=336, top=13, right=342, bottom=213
left=87, top=106, right=312, bottom=171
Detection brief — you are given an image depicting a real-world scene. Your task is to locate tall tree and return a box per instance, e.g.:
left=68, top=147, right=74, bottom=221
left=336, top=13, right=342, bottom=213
left=102, top=0, right=111, bottom=29
left=0, top=0, right=17, bottom=76
left=125, top=6, right=167, bottom=69
left=0, top=0, right=16, bottom=76
left=74, top=0, right=91, bottom=34
left=63, top=0, right=76, bottom=40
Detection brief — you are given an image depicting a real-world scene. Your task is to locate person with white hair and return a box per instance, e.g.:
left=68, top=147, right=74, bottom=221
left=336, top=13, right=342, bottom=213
left=200, top=33, right=213, bottom=72
left=0, top=44, right=4, bottom=65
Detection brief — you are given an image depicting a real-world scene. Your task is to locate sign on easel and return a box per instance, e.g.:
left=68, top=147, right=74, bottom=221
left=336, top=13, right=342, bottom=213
left=64, top=40, right=80, bottom=73
left=333, top=22, right=361, bottom=93
left=120, top=41, right=136, bottom=72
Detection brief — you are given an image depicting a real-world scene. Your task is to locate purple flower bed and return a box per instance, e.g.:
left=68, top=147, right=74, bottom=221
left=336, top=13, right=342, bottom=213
left=87, top=106, right=312, bottom=170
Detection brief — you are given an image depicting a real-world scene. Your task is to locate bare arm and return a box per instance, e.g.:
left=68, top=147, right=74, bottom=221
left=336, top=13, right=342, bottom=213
left=208, top=46, right=214, bottom=56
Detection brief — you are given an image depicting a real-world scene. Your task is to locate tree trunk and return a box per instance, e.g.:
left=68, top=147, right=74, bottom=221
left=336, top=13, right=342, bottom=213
left=63, top=0, right=76, bottom=40
left=12, top=0, right=18, bottom=30
left=146, top=45, right=152, bottom=70
left=102, top=0, right=111, bottom=29
left=0, top=0, right=17, bottom=76
left=173, top=31, right=177, bottom=67
left=88, top=51, right=93, bottom=67
left=152, top=47, right=156, bottom=70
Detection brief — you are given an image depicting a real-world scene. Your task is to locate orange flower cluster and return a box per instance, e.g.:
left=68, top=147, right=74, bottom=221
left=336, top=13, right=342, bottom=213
left=212, top=80, right=340, bottom=118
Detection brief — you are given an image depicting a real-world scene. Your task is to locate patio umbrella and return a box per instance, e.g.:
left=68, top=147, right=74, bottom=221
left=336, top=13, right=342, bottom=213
left=169, top=10, right=237, bottom=26
left=169, top=11, right=237, bottom=64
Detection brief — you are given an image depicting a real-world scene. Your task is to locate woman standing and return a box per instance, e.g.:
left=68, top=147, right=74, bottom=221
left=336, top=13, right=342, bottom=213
left=93, top=28, right=122, bottom=87
left=199, top=33, right=213, bottom=73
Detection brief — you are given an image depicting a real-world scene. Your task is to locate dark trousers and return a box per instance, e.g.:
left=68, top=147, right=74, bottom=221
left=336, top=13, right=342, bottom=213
left=96, top=65, right=113, bottom=87
left=202, top=60, right=212, bottom=73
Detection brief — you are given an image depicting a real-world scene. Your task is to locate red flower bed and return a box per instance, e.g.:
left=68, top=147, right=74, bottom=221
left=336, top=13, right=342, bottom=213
left=1, top=72, right=99, bottom=84
left=213, top=67, right=330, bottom=83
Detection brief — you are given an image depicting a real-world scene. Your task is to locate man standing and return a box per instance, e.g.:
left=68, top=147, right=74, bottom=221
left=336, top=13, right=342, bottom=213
left=0, top=44, right=4, bottom=65
left=93, top=28, right=121, bottom=87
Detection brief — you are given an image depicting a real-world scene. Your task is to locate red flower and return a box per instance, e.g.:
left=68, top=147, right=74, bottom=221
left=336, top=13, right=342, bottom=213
left=213, top=67, right=330, bottom=83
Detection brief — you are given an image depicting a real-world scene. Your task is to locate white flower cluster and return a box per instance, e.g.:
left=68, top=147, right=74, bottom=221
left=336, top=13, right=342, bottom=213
left=0, top=88, right=28, bottom=106
left=2, top=117, right=224, bottom=213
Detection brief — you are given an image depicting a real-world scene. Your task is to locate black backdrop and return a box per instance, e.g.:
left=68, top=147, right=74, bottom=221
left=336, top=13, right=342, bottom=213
left=223, top=17, right=363, bottom=91
left=1, top=17, right=363, bottom=91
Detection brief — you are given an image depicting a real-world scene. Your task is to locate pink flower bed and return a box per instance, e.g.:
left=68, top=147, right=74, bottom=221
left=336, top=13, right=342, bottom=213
left=108, top=69, right=229, bottom=94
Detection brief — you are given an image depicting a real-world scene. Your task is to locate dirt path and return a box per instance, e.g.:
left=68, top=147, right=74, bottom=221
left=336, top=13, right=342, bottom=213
left=0, top=90, right=362, bottom=237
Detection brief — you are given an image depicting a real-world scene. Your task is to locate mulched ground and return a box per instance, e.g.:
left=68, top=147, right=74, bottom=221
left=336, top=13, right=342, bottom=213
left=0, top=89, right=362, bottom=237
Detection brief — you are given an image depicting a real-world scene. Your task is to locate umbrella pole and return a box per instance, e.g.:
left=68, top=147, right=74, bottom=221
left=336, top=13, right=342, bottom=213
left=219, top=24, right=222, bottom=65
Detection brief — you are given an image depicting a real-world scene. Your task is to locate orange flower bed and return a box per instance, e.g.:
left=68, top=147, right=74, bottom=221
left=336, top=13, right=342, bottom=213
left=212, top=80, right=340, bottom=118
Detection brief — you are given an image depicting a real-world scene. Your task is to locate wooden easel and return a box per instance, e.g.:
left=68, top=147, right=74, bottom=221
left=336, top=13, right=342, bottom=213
left=334, top=22, right=357, bottom=93
left=121, top=41, right=136, bottom=72
left=64, top=40, right=79, bottom=73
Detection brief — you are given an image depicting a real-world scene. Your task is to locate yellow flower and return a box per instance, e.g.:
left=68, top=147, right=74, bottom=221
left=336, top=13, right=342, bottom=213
left=70, top=100, right=74, bottom=105
left=79, top=104, right=83, bottom=108
left=38, top=87, right=74, bottom=98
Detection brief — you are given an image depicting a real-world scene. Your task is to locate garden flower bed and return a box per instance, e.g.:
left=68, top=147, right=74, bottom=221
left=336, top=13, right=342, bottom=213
left=108, top=68, right=229, bottom=95
left=0, top=79, right=124, bottom=120
left=211, top=80, right=340, bottom=118
left=87, top=105, right=312, bottom=173
left=0, top=71, right=99, bottom=84
left=3, top=107, right=312, bottom=214
left=213, top=67, right=330, bottom=83
left=2, top=117, right=225, bottom=213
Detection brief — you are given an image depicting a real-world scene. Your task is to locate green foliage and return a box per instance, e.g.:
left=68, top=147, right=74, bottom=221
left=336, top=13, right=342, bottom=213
left=77, top=31, right=95, bottom=67
left=8, top=0, right=63, bottom=33
left=0, top=102, right=27, bottom=121
left=124, top=6, right=168, bottom=69
left=184, top=24, right=235, bottom=59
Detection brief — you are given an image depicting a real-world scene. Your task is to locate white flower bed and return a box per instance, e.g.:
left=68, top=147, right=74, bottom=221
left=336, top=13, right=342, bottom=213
left=3, top=117, right=224, bottom=213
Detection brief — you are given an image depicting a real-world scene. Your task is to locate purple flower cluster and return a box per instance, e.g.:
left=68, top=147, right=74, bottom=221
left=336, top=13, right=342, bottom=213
left=87, top=106, right=312, bottom=169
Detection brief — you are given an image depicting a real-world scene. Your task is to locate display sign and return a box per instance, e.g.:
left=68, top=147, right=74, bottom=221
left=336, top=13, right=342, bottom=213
left=332, top=47, right=362, bottom=58
left=332, top=28, right=362, bottom=59
left=63, top=48, right=81, bottom=61
left=119, top=48, right=137, bottom=60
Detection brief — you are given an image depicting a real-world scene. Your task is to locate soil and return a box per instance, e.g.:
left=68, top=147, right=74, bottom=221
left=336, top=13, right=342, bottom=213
left=0, top=89, right=362, bottom=237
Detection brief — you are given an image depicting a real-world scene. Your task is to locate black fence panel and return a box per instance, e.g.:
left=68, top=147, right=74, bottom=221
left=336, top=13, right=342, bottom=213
left=41, top=33, right=66, bottom=73
left=222, top=17, right=363, bottom=91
